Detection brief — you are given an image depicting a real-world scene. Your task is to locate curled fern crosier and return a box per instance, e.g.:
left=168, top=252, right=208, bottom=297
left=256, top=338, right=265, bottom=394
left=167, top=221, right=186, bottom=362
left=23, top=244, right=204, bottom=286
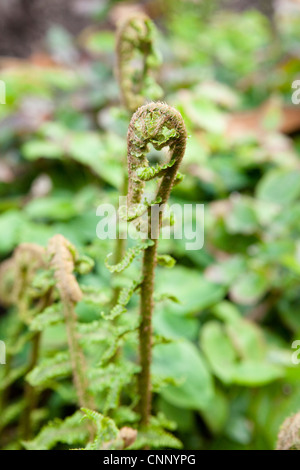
left=112, top=14, right=162, bottom=306
left=116, top=13, right=163, bottom=113
left=48, top=235, right=95, bottom=411
left=126, top=102, right=187, bottom=426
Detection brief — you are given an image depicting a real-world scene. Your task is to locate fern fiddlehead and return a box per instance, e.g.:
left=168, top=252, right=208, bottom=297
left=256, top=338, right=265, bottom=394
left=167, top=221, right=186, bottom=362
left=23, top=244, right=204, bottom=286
left=116, top=13, right=162, bottom=113
left=127, top=102, right=187, bottom=426
left=47, top=235, right=95, bottom=411
left=112, top=13, right=162, bottom=306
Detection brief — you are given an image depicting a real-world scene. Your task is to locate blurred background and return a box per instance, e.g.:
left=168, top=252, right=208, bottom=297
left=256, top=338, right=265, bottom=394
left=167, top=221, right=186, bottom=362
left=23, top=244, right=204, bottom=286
left=1, top=0, right=300, bottom=450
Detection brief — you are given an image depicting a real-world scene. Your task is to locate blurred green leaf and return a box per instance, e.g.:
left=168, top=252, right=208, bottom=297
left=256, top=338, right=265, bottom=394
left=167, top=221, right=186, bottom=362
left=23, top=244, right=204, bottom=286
left=153, top=340, right=214, bottom=411
left=229, top=271, right=268, bottom=306
left=256, top=169, right=300, bottom=206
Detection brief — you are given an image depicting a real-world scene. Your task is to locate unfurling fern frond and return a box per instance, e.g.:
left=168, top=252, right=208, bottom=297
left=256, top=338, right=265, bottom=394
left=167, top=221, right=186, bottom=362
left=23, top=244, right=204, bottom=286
left=127, top=102, right=187, bottom=209
left=116, top=13, right=162, bottom=113
left=48, top=235, right=82, bottom=304
left=126, top=102, right=187, bottom=427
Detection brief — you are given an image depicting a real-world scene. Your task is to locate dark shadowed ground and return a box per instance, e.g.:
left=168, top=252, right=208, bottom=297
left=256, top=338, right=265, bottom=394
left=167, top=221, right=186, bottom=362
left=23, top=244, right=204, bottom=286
left=0, top=0, right=92, bottom=57
left=0, top=0, right=275, bottom=58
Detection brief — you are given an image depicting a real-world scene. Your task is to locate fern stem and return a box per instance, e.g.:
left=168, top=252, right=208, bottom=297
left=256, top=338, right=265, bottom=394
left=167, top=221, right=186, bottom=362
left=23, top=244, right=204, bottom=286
left=48, top=235, right=95, bottom=411
left=139, top=238, right=158, bottom=426
left=64, top=299, right=94, bottom=410
left=113, top=12, right=161, bottom=302
left=127, top=102, right=187, bottom=426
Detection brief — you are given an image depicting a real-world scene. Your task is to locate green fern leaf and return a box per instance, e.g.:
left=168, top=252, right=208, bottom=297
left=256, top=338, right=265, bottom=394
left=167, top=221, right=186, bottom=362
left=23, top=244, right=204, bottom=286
left=81, top=285, right=110, bottom=307
left=157, top=254, right=176, bottom=268
left=136, top=159, right=176, bottom=181
left=23, top=411, right=89, bottom=450
left=105, top=240, right=154, bottom=274
left=129, top=424, right=182, bottom=450
left=103, top=279, right=141, bottom=320
left=7, top=330, right=35, bottom=355
left=88, top=362, right=140, bottom=413
left=0, top=399, right=26, bottom=429
left=0, top=364, right=28, bottom=391
left=75, top=255, right=95, bottom=275
left=81, top=408, right=119, bottom=450
left=30, top=303, right=64, bottom=332
left=154, top=292, right=180, bottom=303
left=26, top=352, right=72, bottom=388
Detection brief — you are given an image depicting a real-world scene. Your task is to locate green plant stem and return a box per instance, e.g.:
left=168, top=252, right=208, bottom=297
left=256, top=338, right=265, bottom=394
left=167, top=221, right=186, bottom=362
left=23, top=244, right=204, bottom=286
left=64, top=299, right=95, bottom=410
left=48, top=235, right=95, bottom=413
left=138, top=237, right=158, bottom=426
left=126, top=102, right=187, bottom=426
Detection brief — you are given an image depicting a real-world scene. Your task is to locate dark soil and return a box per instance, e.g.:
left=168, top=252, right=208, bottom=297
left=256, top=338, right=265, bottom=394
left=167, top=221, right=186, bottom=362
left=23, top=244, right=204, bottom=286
left=0, top=0, right=91, bottom=57
left=0, top=0, right=275, bottom=58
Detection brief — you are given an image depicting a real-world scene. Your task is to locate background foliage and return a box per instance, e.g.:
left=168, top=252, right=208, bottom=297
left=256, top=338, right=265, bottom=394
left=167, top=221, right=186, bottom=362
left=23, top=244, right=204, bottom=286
left=0, top=0, right=300, bottom=450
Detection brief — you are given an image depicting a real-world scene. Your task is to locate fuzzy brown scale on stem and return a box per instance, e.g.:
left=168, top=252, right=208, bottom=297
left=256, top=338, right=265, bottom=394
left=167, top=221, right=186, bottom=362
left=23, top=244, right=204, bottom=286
left=126, top=102, right=187, bottom=427
left=47, top=235, right=94, bottom=411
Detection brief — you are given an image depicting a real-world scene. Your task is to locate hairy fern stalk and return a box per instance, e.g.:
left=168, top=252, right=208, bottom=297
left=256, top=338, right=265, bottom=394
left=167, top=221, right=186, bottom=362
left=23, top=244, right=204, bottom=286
left=112, top=13, right=162, bottom=306
left=126, top=102, right=187, bottom=426
left=48, top=235, right=95, bottom=411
